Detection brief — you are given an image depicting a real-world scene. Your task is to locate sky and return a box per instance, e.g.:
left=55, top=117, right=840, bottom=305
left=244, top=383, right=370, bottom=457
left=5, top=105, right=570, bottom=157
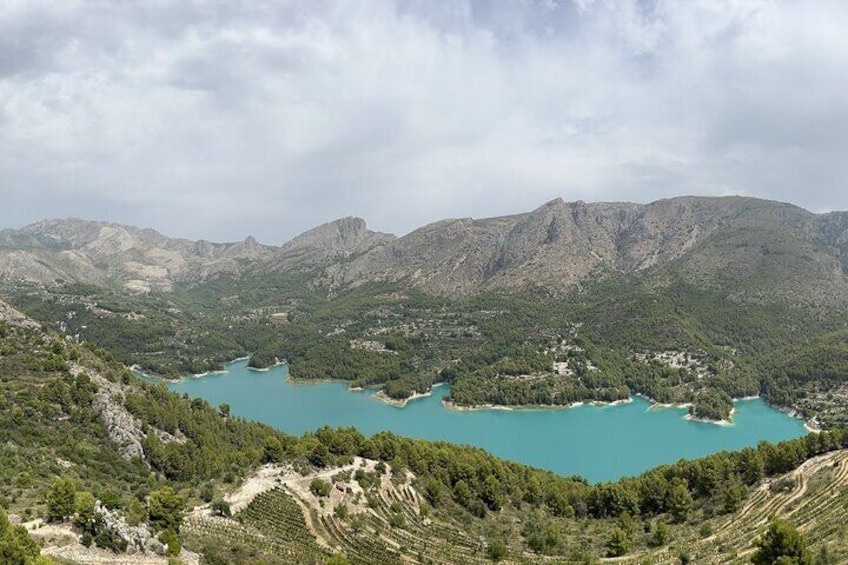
left=1, top=0, right=847, bottom=244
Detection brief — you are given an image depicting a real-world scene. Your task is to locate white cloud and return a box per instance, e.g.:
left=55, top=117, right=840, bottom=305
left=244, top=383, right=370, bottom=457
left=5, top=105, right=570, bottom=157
left=1, top=0, right=847, bottom=243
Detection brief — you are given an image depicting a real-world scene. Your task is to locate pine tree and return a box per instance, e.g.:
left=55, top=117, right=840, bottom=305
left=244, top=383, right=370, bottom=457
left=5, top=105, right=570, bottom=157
left=752, top=518, right=811, bottom=565
left=667, top=478, right=692, bottom=523
left=606, top=527, right=630, bottom=557
left=46, top=479, right=76, bottom=523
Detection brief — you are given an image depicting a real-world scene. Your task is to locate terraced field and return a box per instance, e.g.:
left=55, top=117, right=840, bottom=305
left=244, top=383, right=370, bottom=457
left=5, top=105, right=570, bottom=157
left=607, top=449, right=848, bottom=564
left=183, top=463, right=486, bottom=564
left=183, top=451, right=848, bottom=564
left=312, top=484, right=483, bottom=565
left=183, top=489, right=332, bottom=564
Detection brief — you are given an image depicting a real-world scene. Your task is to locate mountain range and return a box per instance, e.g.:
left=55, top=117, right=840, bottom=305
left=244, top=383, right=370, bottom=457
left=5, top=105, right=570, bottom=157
left=3, top=196, right=848, bottom=310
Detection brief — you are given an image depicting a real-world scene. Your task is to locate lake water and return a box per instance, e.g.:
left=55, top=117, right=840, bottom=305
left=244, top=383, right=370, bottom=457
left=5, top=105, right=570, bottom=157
left=152, top=359, right=807, bottom=483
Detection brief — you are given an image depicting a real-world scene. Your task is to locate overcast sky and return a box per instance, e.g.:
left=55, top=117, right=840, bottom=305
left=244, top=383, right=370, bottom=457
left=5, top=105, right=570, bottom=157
left=2, top=0, right=847, bottom=244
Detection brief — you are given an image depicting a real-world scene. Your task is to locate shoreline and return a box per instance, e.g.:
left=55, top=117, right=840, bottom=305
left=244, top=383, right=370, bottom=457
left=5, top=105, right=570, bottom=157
left=598, top=398, right=633, bottom=407
left=127, top=355, right=288, bottom=384
left=284, top=377, right=347, bottom=387
left=372, top=383, right=445, bottom=408
left=443, top=394, right=743, bottom=427
left=777, top=405, right=822, bottom=433
left=684, top=408, right=736, bottom=427
left=133, top=368, right=229, bottom=384
left=637, top=393, right=693, bottom=410
left=638, top=393, right=735, bottom=426
left=131, top=360, right=821, bottom=432
left=130, top=356, right=286, bottom=383
left=441, top=396, right=633, bottom=413
left=191, top=369, right=228, bottom=379
left=246, top=360, right=287, bottom=373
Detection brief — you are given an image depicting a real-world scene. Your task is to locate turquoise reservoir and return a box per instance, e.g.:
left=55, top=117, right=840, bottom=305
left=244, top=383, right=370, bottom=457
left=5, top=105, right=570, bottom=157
left=154, top=359, right=807, bottom=483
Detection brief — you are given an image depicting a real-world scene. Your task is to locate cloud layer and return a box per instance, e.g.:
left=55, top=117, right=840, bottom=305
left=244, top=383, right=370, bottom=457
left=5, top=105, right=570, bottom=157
left=2, top=0, right=847, bottom=242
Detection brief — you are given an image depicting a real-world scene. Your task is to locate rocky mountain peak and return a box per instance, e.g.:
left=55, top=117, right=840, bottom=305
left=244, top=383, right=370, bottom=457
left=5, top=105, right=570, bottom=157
left=282, top=217, right=383, bottom=253
left=269, top=217, right=396, bottom=273
left=194, top=239, right=214, bottom=258
left=238, top=236, right=262, bottom=256
left=539, top=197, right=566, bottom=209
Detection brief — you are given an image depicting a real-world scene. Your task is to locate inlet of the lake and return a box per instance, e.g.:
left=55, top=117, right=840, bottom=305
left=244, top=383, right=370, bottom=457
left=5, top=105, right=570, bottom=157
left=150, top=359, right=807, bottom=483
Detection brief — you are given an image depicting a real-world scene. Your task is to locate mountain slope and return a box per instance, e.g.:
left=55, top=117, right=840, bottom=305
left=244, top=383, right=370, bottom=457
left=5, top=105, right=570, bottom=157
left=183, top=446, right=848, bottom=565
left=318, top=196, right=848, bottom=307
left=270, top=216, right=396, bottom=273
left=0, top=218, right=275, bottom=292
left=0, top=298, right=309, bottom=561
left=2, top=196, right=848, bottom=304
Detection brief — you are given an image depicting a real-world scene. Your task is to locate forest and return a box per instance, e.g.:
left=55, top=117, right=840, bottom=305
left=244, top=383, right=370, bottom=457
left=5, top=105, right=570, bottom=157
left=6, top=270, right=848, bottom=427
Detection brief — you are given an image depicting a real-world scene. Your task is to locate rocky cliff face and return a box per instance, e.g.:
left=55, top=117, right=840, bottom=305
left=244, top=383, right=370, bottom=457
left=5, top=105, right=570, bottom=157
left=3, top=196, right=848, bottom=307
left=269, top=216, right=396, bottom=273
left=317, top=196, right=848, bottom=305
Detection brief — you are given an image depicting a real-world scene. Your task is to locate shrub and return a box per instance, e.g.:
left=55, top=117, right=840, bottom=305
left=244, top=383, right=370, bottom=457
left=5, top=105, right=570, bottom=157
left=211, top=499, right=231, bottom=518
left=310, top=479, right=331, bottom=497
left=487, top=539, right=507, bottom=562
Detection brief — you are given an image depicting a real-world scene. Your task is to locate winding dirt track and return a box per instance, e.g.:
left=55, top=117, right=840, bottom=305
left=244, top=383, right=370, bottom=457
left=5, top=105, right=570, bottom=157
left=602, top=449, right=848, bottom=564
left=43, top=545, right=200, bottom=565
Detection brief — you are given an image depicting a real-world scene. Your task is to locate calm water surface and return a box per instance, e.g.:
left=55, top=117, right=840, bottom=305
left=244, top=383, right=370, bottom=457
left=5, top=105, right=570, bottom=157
left=151, top=359, right=807, bottom=483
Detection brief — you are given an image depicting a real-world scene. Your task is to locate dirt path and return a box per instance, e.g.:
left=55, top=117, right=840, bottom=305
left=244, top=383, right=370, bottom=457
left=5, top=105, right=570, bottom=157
left=42, top=544, right=200, bottom=565
left=224, top=463, right=291, bottom=514
left=286, top=487, right=334, bottom=550
left=187, top=458, right=373, bottom=551
left=600, top=450, right=848, bottom=564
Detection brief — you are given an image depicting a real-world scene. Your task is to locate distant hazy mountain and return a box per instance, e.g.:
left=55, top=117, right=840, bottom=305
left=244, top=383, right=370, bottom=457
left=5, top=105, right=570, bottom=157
left=3, top=196, right=848, bottom=307
left=0, top=218, right=275, bottom=292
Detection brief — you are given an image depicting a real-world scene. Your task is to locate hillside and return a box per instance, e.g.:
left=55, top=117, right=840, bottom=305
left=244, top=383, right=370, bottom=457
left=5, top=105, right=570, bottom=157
left=0, top=298, right=304, bottom=562
left=0, top=218, right=274, bottom=293
left=182, top=446, right=848, bottom=564
left=2, top=297, right=848, bottom=564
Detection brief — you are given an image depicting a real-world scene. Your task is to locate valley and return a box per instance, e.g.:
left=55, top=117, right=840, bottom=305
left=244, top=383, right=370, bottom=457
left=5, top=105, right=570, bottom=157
left=0, top=286, right=844, bottom=564
left=4, top=197, right=848, bottom=430
left=3, top=196, right=848, bottom=563
left=5, top=2, right=848, bottom=562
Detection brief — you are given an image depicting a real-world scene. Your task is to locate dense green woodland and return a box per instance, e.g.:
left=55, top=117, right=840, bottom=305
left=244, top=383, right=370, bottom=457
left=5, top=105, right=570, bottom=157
left=2, top=309, right=848, bottom=562
left=7, top=270, right=848, bottom=425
